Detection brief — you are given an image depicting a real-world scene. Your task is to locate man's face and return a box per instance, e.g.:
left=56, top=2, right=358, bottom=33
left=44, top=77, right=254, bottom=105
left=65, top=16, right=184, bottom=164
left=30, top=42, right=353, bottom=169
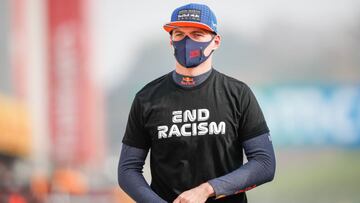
left=170, top=27, right=221, bottom=56
left=171, top=27, right=215, bottom=42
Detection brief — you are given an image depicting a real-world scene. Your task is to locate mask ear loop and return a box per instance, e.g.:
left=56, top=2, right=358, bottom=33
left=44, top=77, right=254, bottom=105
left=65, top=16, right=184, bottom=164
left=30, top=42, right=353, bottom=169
left=200, top=34, right=217, bottom=61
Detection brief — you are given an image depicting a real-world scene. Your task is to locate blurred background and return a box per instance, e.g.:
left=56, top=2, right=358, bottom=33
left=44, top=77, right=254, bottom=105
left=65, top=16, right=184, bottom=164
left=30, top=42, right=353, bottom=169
left=0, top=0, right=360, bottom=202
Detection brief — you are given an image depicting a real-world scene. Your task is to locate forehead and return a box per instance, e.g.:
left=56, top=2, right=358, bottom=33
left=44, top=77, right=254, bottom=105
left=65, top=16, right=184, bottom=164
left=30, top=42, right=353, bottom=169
left=172, top=27, right=210, bottom=33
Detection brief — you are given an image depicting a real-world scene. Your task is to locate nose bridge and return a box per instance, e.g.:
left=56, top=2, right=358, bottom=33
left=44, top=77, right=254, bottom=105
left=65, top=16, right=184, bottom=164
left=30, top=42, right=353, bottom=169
left=172, top=31, right=200, bottom=42
left=172, top=35, right=192, bottom=44
left=185, top=33, right=201, bottom=42
left=180, top=33, right=192, bottom=41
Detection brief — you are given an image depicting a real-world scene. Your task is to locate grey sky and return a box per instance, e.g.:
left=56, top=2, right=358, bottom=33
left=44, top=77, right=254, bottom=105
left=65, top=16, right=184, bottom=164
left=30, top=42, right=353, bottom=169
left=92, top=0, right=360, bottom=89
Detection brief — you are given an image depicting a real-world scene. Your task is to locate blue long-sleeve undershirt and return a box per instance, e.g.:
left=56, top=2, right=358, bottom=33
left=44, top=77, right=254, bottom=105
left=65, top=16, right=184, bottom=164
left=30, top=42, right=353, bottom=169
left=117, top=133, right=276, bottom=202
left=118, top=144, right=167, bottom=203
left=208, top=133, right=276, bottom=198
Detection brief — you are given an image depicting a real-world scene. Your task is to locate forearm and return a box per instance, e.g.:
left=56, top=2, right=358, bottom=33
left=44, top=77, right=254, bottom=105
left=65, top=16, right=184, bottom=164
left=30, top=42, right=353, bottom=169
left=208, top=133, right=276, bottom=198
left=118, top=144, right=167, bottom=203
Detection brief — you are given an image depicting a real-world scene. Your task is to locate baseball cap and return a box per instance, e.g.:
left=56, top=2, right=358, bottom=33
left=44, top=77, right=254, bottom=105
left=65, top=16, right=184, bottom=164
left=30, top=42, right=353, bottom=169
left=163, top=3, right=218, bottom=34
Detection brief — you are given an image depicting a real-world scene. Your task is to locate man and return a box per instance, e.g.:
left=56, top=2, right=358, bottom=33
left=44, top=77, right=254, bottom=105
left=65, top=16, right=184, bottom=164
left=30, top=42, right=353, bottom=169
left=118, top=3, right=276, bottom=203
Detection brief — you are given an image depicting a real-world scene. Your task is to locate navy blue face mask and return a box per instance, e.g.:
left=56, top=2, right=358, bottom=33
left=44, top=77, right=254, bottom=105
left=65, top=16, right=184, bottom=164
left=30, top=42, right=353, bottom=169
left=172, top=35, right=215, bottom=68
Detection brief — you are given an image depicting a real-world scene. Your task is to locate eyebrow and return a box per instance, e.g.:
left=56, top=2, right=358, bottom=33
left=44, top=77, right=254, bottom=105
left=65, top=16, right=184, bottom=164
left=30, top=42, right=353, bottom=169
left=191, top=30, right=206, bottom=34
left=173, top=30, right=185, bottom=34
left=173, top=29, right=207, bottom=35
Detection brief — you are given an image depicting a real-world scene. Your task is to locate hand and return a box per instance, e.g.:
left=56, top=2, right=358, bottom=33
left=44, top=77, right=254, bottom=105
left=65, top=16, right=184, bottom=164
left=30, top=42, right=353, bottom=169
left=173, top=182, right=215, bottom=203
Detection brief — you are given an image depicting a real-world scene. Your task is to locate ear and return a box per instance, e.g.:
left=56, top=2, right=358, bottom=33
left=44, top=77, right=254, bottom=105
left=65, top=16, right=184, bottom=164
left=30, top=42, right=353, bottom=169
left=212, top=35, right=221, bottom=50
left=169, top=35, right=173, bottom=46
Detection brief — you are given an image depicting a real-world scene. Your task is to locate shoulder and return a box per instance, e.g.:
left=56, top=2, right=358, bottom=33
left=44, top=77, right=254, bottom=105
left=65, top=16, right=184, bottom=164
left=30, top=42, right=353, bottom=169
left=213, top=68, right=251, bottom=93
left=134, top=71, right=171, bottom=100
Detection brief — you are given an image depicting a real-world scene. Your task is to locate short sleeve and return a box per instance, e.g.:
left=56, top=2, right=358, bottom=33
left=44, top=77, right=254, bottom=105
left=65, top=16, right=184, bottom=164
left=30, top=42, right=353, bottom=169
left=122, top=95, right=151, bottom=150
left=238, top=84, right=269, bottom=142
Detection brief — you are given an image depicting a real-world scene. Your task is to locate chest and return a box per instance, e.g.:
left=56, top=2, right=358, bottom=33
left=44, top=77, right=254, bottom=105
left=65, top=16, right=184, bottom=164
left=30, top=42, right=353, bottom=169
left=143, top=91, right=241, bottom=146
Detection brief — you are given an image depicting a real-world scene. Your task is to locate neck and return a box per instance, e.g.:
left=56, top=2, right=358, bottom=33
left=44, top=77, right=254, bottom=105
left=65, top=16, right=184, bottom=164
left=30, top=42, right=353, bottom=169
left=172, top=67, right=213, bottom=88
left=175, top=56, right=213, bottom=76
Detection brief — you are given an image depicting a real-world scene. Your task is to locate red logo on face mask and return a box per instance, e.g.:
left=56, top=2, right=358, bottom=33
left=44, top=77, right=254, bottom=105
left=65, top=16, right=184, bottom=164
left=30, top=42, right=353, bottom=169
left=189, top=50, right=201, bottom=58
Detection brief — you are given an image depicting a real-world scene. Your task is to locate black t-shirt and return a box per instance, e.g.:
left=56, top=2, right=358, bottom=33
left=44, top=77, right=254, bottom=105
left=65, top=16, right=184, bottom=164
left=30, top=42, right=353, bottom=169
left=122, top=68, right=269, bottom=202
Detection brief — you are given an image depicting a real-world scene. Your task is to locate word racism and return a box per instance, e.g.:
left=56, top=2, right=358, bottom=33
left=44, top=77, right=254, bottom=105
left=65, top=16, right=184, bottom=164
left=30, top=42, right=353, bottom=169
left=157, top=109, right=226, bottom=139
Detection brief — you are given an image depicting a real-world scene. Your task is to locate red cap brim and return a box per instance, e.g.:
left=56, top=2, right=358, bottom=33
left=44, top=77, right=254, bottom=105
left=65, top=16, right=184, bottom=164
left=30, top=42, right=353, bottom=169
left=163, top=21, right=215, bottom=33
